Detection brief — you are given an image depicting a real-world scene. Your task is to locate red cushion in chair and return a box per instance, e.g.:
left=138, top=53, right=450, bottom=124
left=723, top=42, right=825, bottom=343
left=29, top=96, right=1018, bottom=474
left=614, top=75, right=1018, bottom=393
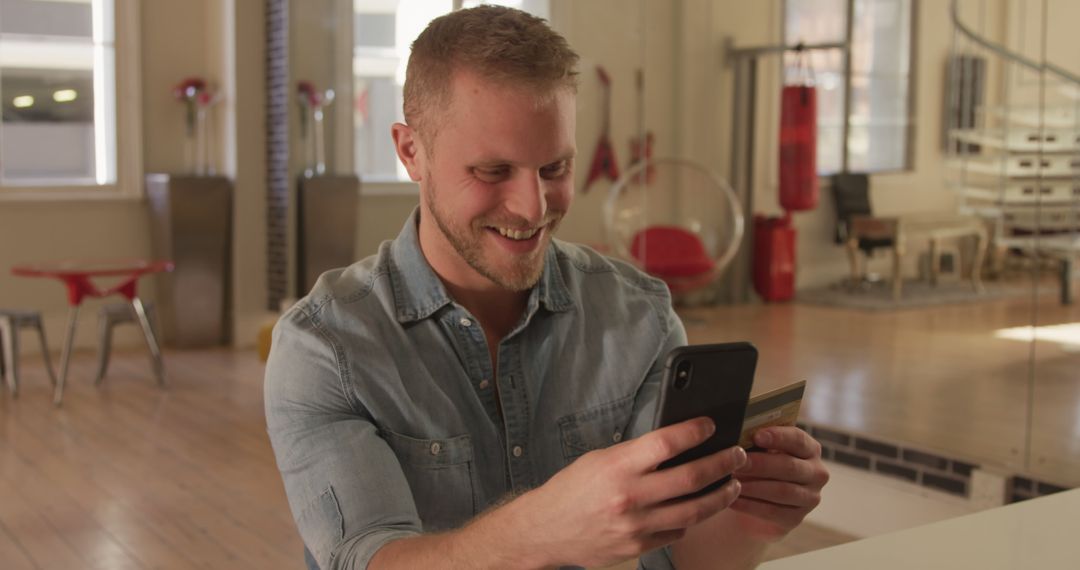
left=629, top=226, right=715, bottom=278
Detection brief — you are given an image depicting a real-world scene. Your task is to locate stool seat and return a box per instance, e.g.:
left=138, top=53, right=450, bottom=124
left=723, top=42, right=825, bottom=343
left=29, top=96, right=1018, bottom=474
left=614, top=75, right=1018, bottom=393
left=0, top=309, right=46, bottom=322
left=0, top=309, right=57, bottom=397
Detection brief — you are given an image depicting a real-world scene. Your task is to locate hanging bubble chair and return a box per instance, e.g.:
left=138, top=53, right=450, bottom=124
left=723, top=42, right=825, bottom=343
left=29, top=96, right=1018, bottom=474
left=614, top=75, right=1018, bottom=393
left=604, top=158, right=745, bottom=296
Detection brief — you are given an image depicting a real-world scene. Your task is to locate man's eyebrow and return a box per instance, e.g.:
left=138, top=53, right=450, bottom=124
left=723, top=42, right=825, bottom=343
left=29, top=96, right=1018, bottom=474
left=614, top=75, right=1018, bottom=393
left=469, top=152, right=576, bottom=169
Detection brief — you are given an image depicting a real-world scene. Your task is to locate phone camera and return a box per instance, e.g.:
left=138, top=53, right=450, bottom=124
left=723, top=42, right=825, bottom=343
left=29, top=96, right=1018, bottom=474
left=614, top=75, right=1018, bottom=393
left=673, top=361, right=692, bottom=390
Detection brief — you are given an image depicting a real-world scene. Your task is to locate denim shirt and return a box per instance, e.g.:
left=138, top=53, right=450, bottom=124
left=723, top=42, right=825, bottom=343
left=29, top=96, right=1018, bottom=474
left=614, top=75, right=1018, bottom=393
left=265, top=210, right=687, bottom=570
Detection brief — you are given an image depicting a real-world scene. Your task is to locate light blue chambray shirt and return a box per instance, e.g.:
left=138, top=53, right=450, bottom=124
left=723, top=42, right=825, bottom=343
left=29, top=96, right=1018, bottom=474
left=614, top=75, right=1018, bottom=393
left=265, top=210, right=687, bottom=570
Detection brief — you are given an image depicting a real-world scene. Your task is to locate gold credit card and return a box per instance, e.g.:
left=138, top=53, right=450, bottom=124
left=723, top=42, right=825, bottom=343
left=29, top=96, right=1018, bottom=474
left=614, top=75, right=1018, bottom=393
left=738, top=380, right=806, bottom=449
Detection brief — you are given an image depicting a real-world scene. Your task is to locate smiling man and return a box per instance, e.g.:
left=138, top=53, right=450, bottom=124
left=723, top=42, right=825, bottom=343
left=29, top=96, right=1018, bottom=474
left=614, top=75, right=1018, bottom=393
left=265, top=6, right=827, bottom=570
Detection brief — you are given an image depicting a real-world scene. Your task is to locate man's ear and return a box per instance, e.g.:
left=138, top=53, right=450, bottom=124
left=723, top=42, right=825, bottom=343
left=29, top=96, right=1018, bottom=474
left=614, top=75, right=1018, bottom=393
left=391, top=123, right=425, bottom=182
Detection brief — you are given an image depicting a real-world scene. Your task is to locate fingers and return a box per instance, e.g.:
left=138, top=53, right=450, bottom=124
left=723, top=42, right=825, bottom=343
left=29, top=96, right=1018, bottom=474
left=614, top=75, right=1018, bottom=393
left=736, top=450, right=825, bottom=487
left=638, top=529, right=688, bottom=553
left=737, top=479, right=821, bottom=509
left=752, top=427, right=822, bottom=460
left=646, top=478, right=743, bottom=532
left=637, top=446, right=747, bottom=505
left=729, top=496, right=809, bottom=532
left=630, top=417, right=716, bottom=471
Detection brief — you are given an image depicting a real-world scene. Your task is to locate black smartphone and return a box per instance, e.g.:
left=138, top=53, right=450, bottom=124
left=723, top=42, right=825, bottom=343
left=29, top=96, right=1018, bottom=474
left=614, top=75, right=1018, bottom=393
left=652, top=342, right=758, bottom=498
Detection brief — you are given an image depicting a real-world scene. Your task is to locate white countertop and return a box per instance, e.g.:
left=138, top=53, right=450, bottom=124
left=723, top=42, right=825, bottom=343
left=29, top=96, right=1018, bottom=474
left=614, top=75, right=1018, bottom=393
left=761, top=488, right=1080, bottom=569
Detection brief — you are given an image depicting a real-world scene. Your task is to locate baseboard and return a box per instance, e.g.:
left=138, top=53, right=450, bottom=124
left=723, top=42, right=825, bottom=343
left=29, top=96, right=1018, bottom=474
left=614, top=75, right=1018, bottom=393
left=795, top=420, right=1075, bottom=539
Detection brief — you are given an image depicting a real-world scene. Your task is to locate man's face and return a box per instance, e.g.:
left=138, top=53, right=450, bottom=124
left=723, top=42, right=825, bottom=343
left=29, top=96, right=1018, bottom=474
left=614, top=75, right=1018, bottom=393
left=406, top=70, right=576, bottom=292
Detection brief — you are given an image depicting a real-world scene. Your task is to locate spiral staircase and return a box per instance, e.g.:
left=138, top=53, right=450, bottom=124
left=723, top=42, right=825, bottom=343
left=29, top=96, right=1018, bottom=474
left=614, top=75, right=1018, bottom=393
left=945, top=0, right=1080, bottom=303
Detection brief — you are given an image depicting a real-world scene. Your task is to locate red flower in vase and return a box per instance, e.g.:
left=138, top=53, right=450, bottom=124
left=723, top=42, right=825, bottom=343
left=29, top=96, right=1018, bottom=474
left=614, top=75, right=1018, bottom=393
left=173, top=77, right=207, bottom=102
left=173, top=77, right=210, bottom=137
left=297, top=80, right=323, bottom=108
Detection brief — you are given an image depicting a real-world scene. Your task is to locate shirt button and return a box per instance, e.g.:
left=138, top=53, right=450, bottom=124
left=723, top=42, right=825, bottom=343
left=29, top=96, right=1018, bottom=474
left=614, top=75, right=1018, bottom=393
left=459, top=317, right=472, bottom=327
left=512, top=445, right=524, bottom=458
left=430, top=442, right=442, bottom=455
left=478, top=379, right=490, bottom=389
left=612, top=431, right=623, bottom=443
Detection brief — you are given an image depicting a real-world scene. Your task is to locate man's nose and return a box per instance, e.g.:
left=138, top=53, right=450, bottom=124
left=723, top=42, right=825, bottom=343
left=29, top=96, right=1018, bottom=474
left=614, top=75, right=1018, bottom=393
left=504, top=171, right=548, bottom=225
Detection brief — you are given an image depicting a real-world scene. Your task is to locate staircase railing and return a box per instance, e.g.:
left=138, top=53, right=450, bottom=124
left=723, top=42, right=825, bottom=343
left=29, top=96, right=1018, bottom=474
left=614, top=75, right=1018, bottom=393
left=950, top=0, right=1080, bottom=87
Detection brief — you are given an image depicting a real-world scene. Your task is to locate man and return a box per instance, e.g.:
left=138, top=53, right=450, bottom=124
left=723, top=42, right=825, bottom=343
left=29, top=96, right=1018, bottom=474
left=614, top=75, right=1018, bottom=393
left=265, top=6, right=828, bottom=570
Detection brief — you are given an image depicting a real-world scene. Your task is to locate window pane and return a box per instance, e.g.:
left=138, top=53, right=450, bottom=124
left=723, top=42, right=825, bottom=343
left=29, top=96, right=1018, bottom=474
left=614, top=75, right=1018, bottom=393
left=0, top=0, right=115, bottom=185
left=0, top=0, right=92, bottom=38
left=847, top=0, right=911, bottom=172
left=847, top=74, right=909, bottom=171
left=354, top=76, right=403, bottom=179
left=784, top=0, right=847, bottom=44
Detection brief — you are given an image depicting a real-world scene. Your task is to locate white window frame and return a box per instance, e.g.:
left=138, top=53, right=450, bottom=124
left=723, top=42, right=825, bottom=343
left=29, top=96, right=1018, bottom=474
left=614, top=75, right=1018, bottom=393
left=0, top=0, right=142, bottom=202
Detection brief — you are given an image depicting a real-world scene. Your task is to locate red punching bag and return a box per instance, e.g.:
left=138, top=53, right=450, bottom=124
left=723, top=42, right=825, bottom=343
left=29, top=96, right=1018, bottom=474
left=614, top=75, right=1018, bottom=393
left=779, top=84, right=818, bottom=211
left=753, top=214, right=796, bottom=302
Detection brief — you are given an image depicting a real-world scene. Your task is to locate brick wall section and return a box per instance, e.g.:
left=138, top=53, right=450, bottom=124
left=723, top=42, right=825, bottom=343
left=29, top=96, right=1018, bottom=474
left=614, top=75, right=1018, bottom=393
left=796, top=422, right=1072, bottom=503
left=266, top=0, right=289, bottom=311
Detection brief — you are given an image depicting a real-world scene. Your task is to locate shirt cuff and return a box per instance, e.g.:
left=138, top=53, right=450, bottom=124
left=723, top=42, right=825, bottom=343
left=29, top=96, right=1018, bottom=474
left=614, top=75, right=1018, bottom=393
left=335, top=528, right=421, bottom=570
left=638, top=545, right=676, bottom=570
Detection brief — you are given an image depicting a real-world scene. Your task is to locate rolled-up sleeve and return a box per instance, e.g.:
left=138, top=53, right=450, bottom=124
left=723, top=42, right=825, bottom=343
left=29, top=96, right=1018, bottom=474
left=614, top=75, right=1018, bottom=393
left=265, top=307, right=420, bottom=570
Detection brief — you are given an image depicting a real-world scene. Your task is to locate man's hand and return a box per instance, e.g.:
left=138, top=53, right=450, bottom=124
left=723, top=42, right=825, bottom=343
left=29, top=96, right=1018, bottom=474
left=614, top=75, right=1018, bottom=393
left=729, top=426, right=830, bottom=541
left=513, top=417, right=747, bottom=569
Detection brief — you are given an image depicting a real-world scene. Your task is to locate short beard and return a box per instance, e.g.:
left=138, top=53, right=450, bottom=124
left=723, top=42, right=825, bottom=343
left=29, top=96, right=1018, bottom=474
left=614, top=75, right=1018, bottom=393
left=425, top=177, right=554, bottom=292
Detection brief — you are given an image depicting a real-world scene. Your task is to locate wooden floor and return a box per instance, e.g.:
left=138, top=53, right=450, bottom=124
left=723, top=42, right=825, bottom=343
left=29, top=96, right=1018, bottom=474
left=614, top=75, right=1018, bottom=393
left=4, top=288, right=1076, bottom=568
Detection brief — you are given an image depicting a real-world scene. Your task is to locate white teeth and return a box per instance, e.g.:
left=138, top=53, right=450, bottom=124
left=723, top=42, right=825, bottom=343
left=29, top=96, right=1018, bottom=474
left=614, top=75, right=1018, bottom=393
left=494, top=226, right=539, bottom=240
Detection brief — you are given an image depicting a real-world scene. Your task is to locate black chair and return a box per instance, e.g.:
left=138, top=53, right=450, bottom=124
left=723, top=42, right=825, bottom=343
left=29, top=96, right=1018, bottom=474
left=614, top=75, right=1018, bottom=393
left=831, top=173, right=896, bottom=285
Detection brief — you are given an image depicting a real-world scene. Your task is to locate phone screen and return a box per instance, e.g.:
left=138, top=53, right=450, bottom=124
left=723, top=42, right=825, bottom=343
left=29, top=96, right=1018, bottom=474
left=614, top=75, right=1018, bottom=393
left=652, top=342, right=758, bottom=497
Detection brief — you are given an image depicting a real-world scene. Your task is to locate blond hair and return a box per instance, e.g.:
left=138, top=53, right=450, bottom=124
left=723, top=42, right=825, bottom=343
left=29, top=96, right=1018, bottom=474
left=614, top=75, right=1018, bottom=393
left=403, top=5, right=579, bottom=141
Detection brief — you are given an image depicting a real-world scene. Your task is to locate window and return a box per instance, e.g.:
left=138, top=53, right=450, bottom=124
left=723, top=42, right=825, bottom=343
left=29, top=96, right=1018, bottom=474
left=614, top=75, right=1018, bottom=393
left=784, top=0, right=914, bottom=174
left=352, top=0, right=549, bottom=182
left=0, top=0, right=118, bottom=187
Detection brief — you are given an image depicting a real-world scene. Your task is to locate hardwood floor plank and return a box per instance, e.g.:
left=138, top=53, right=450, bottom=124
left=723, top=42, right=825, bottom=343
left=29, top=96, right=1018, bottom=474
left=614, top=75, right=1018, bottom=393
left=2, top=399, right=210, bottom=569
left=0, top=517, right=40, bottom=570
left=4, top=380, right=296, bottom=568
left=0, top=471, right=86, bottom=569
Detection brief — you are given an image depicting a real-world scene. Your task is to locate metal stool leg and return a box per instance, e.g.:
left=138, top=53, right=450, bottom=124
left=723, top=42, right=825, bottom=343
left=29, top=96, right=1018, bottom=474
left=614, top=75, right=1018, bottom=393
left=55, top=306, right=81, bottom=406
left=94, top=310, right=114, bottom=386
left=1, top=316, right=17, bottom=397
left=132, top=297, right=165, bottom=386
left=33, top=319, right=57, bottom=388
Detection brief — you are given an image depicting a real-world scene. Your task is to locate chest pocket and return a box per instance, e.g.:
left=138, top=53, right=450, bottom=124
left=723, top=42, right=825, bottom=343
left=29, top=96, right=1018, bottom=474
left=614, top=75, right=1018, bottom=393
left=557, top=394, right=636, bottom=462
left=381, top=429, right=477, bottom=532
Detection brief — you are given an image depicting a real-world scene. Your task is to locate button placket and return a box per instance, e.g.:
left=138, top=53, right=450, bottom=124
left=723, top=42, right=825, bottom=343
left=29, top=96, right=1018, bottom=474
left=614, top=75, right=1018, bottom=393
left=497, top=340, right=537, bottom=491
left=446, top=309, right=499, bottom=426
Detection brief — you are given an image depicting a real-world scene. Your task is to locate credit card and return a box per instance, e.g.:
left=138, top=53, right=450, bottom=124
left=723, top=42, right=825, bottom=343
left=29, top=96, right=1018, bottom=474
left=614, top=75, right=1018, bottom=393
left=738, top=380, right=806, bottom=450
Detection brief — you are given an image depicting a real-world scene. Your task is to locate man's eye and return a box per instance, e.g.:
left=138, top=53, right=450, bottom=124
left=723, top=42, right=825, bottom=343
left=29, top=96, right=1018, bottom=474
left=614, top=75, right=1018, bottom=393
left=540, top=162, right=568, bottom=179
left=475, top=167, right=509, bottom=182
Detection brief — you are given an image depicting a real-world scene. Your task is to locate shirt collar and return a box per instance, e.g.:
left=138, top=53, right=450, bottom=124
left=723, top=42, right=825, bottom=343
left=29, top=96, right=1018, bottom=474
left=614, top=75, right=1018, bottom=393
left=390, top=207, right=575, bottom=324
